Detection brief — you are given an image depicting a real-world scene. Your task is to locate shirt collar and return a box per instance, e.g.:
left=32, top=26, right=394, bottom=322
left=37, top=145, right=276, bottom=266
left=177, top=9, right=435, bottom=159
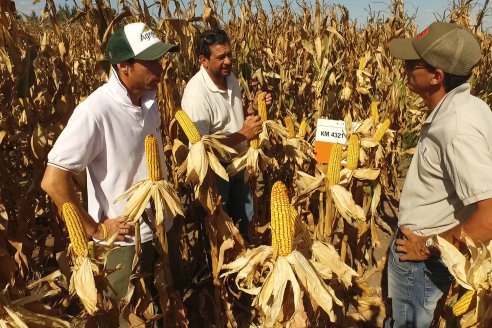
left=424, top=83, right=470, bottom=124
left=106, top=67, right=156, bottom=120
left=199, top=65, right=234, bottom=93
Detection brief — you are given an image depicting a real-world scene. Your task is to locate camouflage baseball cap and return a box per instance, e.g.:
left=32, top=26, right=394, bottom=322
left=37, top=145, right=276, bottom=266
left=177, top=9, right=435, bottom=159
left=388, top=21, right=480, bottom=76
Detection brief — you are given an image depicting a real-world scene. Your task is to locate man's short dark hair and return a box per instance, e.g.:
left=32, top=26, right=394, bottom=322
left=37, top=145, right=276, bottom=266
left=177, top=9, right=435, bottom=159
left=442, top=73, right=471, bottom=92
left=195, top=29, right=230, bottom=58
left=111, top=58, right=135, bottom=72
left=410, top=60, right=471, bottom=93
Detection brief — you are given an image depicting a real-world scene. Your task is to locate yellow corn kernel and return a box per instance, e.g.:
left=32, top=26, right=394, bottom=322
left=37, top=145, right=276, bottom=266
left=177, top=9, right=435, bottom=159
left=62, top=203, right=89, bottom=257
left=284, top=116, right=296, bottom=139
left=298, top=119, right=307, bottom=139
left=373, top=118, right=390, bottom=142
left=327, top=143, right=342, bottom=187
left=270, top=181, right=294, bottom=256
left=452, top=290, right=475, bottom=316
left=249, top=139, right=259, bottom=149
left=145, top=135, right=163, bottom=181
left=175, top=110, right=201, bottom=144
left=346, top=134, right=360, bottom=170
left=370, top=101, right=380, bottom=124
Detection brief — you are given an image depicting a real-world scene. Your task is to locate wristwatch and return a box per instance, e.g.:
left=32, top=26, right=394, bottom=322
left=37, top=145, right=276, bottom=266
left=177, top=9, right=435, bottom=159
left=425, top=236, right=436, bottom=250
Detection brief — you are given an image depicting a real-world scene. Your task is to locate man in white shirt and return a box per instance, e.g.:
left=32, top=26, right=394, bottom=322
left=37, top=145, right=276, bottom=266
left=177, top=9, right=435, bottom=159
left=181, top=29, right=268, bottom=237
left=385, top=22, right=492, bottom=327
left=41, top=22, right=178, bottom=327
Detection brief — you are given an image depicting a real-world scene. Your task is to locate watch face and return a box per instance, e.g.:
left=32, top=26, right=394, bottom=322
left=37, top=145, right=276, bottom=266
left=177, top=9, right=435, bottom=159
left=425, top=238, right=433, bottom=248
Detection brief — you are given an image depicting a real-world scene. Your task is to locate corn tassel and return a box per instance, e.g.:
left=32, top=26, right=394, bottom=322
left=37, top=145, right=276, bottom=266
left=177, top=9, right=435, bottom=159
left=62, top=202, right=89, bottom=257
left=346, top=134, right=360, bottom=170
left=175, top=110, right=201, bottom=144
left=326, top=143, right=343, bottom=187
left=271, top=181, right=294, bottom=256
left=284, top=116, right=296, bottom=138
left=373, top=118, right=390, bottom=142
left=250, top=94, right=267, bottom=149
left=145, top=135, right=163, bottom=181
left=452, top=290, right=475, bottom=316
left=298, top=119, right=307, bottom=139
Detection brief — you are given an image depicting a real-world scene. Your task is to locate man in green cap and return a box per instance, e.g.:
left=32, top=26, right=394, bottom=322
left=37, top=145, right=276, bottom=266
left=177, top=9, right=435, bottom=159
left=386, top=21, right=492, bottom=327
left=41, top=22, right=178, bottom=326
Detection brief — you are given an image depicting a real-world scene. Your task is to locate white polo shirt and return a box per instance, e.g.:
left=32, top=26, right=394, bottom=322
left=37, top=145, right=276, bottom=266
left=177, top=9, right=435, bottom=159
left=398, top=83, right=492, bottom=236
left=48, top=71, right=171, bottom=246
left=181, top=65, right=246, bottom=152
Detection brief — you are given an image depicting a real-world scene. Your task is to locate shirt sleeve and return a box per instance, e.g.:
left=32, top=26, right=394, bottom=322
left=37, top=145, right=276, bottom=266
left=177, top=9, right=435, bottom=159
left=445, top=133, right=492, bottom=205
left=47, top=107, right=102, bottom=173
left=181, top=87, right=212, bottom=137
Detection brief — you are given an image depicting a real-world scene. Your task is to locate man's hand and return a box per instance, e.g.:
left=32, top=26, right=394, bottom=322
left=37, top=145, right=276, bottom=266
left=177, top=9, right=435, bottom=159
left=252, top=91, right=273, bottom=112
left=240, top=114, right=263, bottom=140
left=395, top=226, right=432, bottom=261
left=93, top=215, right=135, bottom=241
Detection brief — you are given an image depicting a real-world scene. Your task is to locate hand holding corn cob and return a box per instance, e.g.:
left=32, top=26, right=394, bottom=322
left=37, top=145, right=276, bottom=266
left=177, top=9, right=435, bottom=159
left=252, top=91, right=272, bottom=113
left=239, top=114, right=263, bottom=140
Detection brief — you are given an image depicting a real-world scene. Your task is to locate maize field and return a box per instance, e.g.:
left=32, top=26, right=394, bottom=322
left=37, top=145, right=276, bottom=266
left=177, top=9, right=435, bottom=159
left=1, top=0, right=492, bottom=326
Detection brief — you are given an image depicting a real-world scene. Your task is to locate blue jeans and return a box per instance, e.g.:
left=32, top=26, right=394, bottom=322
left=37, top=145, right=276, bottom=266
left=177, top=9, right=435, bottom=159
left=215, top=170, right=253, bottom=236
left=385, top=235, right=454, bottom=328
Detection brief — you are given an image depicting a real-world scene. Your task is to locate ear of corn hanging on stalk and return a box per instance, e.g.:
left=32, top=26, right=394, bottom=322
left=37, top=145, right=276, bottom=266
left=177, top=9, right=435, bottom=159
left=452, top=290, right=475, bottom=316
left=373, top=118, right=390, bottom=142
left=250, top=93, right=267, bottom=149
left=298, top=118, right=307, bottom=139
left=327, top=143, right=343, bottom=187
left=175, top=110, right=201, bottom=144
left=270, top=181, right=294, bottom=256
left=284, top=116, right=296, bottom=138
left=370, top=101, right=379, bottom=124
left=62, top=202, right=89, bottom=257
left=145, top=135, right=163, bottom=181
left=346, top=134, right=360, bottom=170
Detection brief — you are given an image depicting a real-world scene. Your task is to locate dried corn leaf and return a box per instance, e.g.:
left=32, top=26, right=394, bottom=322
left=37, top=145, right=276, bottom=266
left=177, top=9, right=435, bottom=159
left=310, top=241, right=358, bottom=287
left=330, top=185, right=365, bottom=224
left=436, top=235, right=473, bottom=290
left=70, top=257, right=98, bottom=315
left=353, top=168, right=380, bottom=181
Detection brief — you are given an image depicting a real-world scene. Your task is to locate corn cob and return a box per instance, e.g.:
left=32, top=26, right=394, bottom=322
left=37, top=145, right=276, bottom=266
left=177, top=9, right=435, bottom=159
left=145, top=135, right=163, bottom=181
left=452, top=290, right=475, bottom=316
left=175, top=110, right=201, bottom=144
left=62, top=202, right=89, bottom=257
left=271, top=181, right=294, bottom=256
left=257, top=93, right=267, bottom=122
left=326, top=143, right=343, bottom=187
left=249, top=94, right=267, bottom=149
left=290, top=205, right=312, bottom=250
left=370, top=101, right=379, bottom=124
left=346, top=134, right=360, bottom=170
left=284, top=116, right=296, bottom=139
left=298, top=118, right=307, bottom=139
left=373, top=118, right=390, bottom=142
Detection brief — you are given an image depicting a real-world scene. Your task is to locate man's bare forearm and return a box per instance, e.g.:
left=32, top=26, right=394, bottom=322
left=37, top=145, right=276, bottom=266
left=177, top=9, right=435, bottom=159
left=220, top=132, right=247, bottom=147
left=41, top=165, right=99, bottom=237
left=440, top=198, right=492, bottom=248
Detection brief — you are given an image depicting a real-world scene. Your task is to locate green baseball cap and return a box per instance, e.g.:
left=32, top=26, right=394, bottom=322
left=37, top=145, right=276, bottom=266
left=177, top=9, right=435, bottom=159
left=106, top=22, right=179, bottom=64
left=389, top=21, right=480, bottom=76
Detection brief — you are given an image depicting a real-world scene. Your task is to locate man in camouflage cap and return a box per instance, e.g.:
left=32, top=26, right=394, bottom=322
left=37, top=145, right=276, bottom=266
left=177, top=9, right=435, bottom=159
left=386, top=21, right=492, bottom=327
